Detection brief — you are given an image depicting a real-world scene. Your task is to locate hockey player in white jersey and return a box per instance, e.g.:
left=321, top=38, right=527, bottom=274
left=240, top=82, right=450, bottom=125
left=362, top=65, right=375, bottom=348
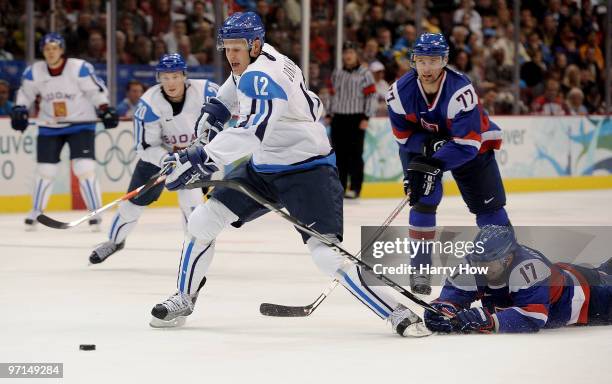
left=149, top=12, right=430, bottom=337
left=89, top=53, right=221, bottom=264
left=10, top=33, right=119, bottom=231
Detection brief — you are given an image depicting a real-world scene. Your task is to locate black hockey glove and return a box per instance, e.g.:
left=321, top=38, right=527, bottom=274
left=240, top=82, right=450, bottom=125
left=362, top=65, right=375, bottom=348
left=98, top=105, right=119, bottom=129
left=422, top=136, right=448, bottom=157
left=10, top=105, right=29, bottom=132
left=404, top=155, right=444, bottom=205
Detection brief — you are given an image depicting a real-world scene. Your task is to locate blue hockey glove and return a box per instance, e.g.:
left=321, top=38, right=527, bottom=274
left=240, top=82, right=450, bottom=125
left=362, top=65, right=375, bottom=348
left=404, top=155, right=444, bottom=205
left=97, top=104, right=119, bottom=129
left=424, top=301, right=459, bottom=333
left=195, top=97, right=231, bottom=144
left=163, top=146, right=218, bottom=191
left=455, top=307, right=497, bottom=334
left=10, top=105, right=29, bottom=132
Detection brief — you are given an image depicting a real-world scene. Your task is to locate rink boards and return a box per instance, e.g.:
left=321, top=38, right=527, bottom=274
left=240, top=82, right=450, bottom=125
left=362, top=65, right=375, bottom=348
left=0, top=116, right=611, bottom=212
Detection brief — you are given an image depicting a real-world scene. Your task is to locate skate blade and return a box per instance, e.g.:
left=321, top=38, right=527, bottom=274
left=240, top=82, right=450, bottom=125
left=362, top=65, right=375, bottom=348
left=149, top=316, right=187, bottom=328
left=402, top=321, right=433, bottom=338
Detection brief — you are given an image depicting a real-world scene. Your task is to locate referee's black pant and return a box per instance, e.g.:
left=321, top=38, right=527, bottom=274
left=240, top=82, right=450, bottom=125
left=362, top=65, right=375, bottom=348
left=330, top=113, right=366, bottom=196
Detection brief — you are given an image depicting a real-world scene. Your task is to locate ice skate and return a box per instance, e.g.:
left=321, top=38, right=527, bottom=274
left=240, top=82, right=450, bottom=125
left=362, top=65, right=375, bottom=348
left=150, top=291, right=198, bottom=328
left=89, top=240, right=125, bottom=264
left=388, top=304, right=432, bottom=337
left=410, top=273, right=432, bottom=295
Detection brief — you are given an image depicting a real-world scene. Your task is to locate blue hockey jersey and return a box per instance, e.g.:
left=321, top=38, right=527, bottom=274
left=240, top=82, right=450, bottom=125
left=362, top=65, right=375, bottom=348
left=386, top=68, right=502, bottom=170
left=438, top=245, right=591, bottom=333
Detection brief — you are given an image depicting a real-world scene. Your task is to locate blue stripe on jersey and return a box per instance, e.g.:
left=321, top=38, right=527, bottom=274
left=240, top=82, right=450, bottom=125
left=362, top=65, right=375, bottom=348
left=23, top=66, right=34, bottom=81
left=203, top=80, right=218, bottom=103
left=299, top=83, right=316, bottom=121
left=78, top=62, right=93, bottom=77
left=255, top=100, right=273, bottom=141
left=179, top=240, right=195, bottom=292
left=251, top=152, right=336, bottom=173
left=38, top=123, right=96, bottom=136
left=339, top=270, right=390, bottom=318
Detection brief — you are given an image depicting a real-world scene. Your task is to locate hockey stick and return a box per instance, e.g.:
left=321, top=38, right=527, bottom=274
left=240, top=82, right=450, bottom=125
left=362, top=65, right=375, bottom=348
left=37, top=130, right=209, bottom=229
left=187, top=179, right=445, bottom=317
left=37, top=166, right=169, bottom=229
left=29, top=119, right=102, bottom=126
left=260, top=195, right=410, bottom=317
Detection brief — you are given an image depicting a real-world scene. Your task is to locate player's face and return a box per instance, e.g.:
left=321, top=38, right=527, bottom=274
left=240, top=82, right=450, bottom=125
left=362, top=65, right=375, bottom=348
left=159, top=71, right=186, bottom=101
left=223, top=38, right=257, bottom=75
left=473, top=255, right=512, bottom=283
left=413, top=55, right=446, bottom=85
left=43, top=43, right=64, bottom=67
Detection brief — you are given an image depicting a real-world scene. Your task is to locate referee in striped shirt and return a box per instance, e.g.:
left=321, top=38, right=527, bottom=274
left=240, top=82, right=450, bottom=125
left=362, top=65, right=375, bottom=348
left=329, top=41, right=377, bottom=199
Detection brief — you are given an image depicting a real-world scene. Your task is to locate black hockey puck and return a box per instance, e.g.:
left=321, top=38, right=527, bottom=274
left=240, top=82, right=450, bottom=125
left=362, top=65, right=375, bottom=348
left=79, top=344, right=96, bottom=351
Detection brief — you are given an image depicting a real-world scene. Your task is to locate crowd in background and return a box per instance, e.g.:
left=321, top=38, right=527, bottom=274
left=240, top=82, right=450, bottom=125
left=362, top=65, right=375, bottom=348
left=0, top=0, right=609, bottom=116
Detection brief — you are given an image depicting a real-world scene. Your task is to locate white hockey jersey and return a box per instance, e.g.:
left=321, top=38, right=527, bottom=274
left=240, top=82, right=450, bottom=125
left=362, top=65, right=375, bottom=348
left=206, top=43, right=332, bottom=172
left=133, top=79, right=219, bottom=167
left=16, top=58, right=109, bottom=133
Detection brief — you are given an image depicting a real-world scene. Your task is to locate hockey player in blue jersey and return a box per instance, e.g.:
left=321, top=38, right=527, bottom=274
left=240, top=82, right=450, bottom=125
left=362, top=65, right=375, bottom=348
left=148, top=12, right=431, bottom=337
left=88, top=54, right=219, bottom=264
left=386, top=33, right=508, bottom=295
left=424, top=225, right=612, bottom=333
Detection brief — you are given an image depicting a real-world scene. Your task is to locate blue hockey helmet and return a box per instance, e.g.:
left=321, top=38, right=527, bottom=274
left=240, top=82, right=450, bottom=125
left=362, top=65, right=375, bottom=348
left=217, top=12, right=265, bottom=51
left=155, top=53, right=188, bottom=73
left=469, top=225, right=517, bottom=264
left=39, top=32, right=65, bottom=52
left=412, top=33, right=449, bottom=57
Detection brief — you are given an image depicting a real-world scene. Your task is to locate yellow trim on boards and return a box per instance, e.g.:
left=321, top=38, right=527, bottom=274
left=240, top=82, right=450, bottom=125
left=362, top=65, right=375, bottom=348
left=1, top=176, right=611, bottom=212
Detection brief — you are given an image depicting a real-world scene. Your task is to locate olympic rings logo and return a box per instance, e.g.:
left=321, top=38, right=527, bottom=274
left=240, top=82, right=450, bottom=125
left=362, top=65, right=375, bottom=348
left=95, top=128, right=137, bottom=182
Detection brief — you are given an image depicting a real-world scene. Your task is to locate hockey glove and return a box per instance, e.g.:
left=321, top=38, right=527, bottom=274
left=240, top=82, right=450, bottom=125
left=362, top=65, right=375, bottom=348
left=10, top=105, right=29, bottom=132
left=454, top=307, right=497, bottom=334
left=422, top=137, right=448, bottom=158
left=98, top=105, right=119, bottom=129
left=195, top=97, right=231, bottom=144
left=424, top=301, right=459, bottom=333
left=163, top=146, right=218, bottom=191
left=404, top=155, right=444, bottom=205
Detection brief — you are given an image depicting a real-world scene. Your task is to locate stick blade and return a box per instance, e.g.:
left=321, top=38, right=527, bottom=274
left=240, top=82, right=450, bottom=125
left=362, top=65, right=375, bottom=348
left=259, top=303, right=313, bottom=317
left=36, top=214, right=72, bottom=229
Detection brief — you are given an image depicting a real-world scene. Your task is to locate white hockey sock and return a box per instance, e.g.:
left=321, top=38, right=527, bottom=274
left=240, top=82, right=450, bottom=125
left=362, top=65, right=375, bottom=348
left=108, top=200, right=144, bottom=244
left=30, top=163, right=59, bottom=216
left=177, top=198, right=239, bottom=295
left=73, top=158, right=102, bottom=212
left=177, top=237, right=215, bottom=295
left=178, top=188, right=204, bottom=233
left=307, top=237, right=399, bottom=319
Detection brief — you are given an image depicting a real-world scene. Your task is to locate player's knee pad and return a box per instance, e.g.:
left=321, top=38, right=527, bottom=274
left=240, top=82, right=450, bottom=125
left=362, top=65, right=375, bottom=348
left=307, top=237, right=346, bottom=277
left=72, top=158, right=96, bottom=178
left=36, top=162, right=59, bottom=179
left=187, top=198, right=238, bottom=243
left=476, top=208, right=510, bottom=227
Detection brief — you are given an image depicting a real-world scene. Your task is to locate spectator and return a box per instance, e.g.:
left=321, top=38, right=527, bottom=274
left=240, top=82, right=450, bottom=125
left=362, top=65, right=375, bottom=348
left=453, top=0, right=482, bottom=35
left=186, top=1, right=213, bottom=34
left=310, top=23, right=332, bottom=66
left=345, top=0, right=369, bottom=33
left=376, top=27, right=394, bottom=61
left=122, top=0, right=149, bottom=36
left=369, top=61, right=389, bottom=117
left=532, top=78, right=568, bottom=115
left=151, top=0, right=172, bottom=36
left=561, top=64, right=581, bottom=95
left=82, top=29, right=106, bottom=63
left=392, top=24, right=416, bottom=55
left=0, top=28, right=13, bottom=60
left=565, top=87, right=588, bottom=116
left=178, top=35, right=199, bottom=66
left=584, top=84, right=604, bottom=114
left=117, top=80, right=145, bottom=118
left=481, top=88, right=498, bottom=115
left=116, top=31, right=133, bottom=64
left=0, top=79, right=13, bottom=116
left=132, top=34, right=153, bottom=65
left=163, top=20, right=187, bottom=54
left=308, top=61, right=324, bottom=94
left=385, top=0, right=415, bottom=26
left=190, top=21, right=215, bottom=64
left=152, top=38, right=168, bottom=63
left=329, top=42, right=377, bottom=199
left=484, top=47, right=513, bottom=91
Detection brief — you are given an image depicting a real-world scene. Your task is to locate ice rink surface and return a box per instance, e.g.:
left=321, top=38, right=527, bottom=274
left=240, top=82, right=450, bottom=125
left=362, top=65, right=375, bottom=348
left=1, top=190, right=612, bottom=384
